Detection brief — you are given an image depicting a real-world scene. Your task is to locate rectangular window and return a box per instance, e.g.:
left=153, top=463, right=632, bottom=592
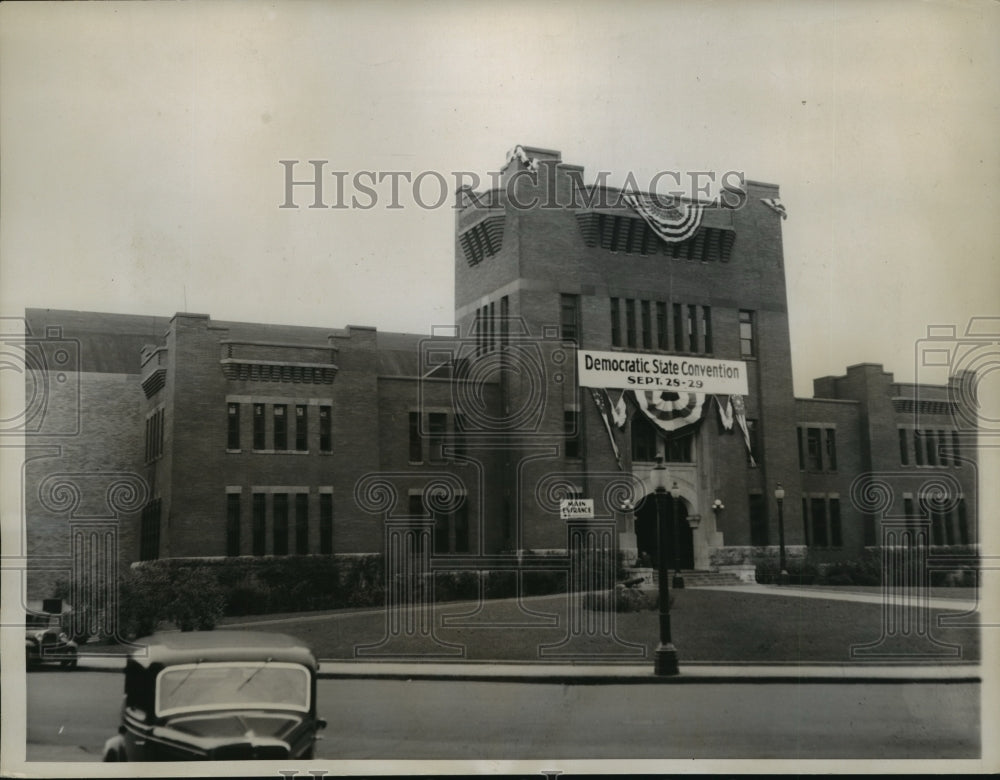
left=295, top=405, right=308, bottom=451
left=146, top=409, right=164, bottom=462
left=931, top=503, right=945, bottom=545
left=640, top=300, right=652, bottom=349
left=749, top=493, right=768, bottom=546
left=631, top=414, right=658, bottom=462
left=830, top=498, right=842, bottom=547
left=319, top=405, right=332, bottom=453
left=656, top=302, right=668, bottom=349
left=924, top=430, right=937, bottom=466
left=428, top=412, right=447, bottom=462
left=564, top=409, right=580, bottom=458
left=489, top=301, right=495, bottom=352
left=252, top=494, right=266, bottom=555
left=434, top=511, right=449, bottom=554
left=914, top=429, right=925, bottom=466
left=739, top=310, right=755, bottom=357
left=806, top=427, right=822, bottom=470
left=320, top=493, right=333, bottom=554
left=797, top=427, right=805, bottom=470
left=937, top=430, right=948, bottom=466
left=454, top=505, right=469, bottom=553
left=140, top=499, right=161, bottom=561
left=253, top=404, right=266, bottom=450
left=811, top=498, right=828, bottom=547
left=747, top=419, right=759, bottom=467
left=952, top=431, right=961, bottom=464
left=665, top=431, right=693, bottom=463
left=801, top=498, right=810, bottom=546
left=610, top=298, right=621, bottom=346
left=958, top=498, right=969, bottom=545
left=226, top=493, right=240, bottom=556
left=560, top=294, right=579, bottom=343
left=825, top=428, right=837, bottom=471
left=454, top=414, right=467, bottom=459
left=273, top=405, right=287, bottom=451
left=273, top=493, right=288, bottom=556
left=409, top=494, right=424, bottom=516
left=702, top=306, right=712, bottom=353
left=904, top=497, right=915, bottom=531
left=409, top=412, right=422, bottom=462
left=687, top=305, right=698, bottom=352
left=295, top=493, right=309, bottom=554
left=625, top=299, right=637, bottom=348
left=500, top=295, right=509, bottom=348
left=673, top=304, right=684, bottom=352
left=227, top=403, right=240, bottom=450
left=899, top=429, right=910, bottom=465
left=943, top=504, right=956, bottom=545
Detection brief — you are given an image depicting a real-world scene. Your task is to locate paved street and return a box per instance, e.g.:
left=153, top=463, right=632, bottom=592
left=25, top=668, right=979, bottom=761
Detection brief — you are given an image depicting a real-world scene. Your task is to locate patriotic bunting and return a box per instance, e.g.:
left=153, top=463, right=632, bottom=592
left=590, top=388, right=626, bottom=470
left=760, top=198, right=788, bottom=220
left=622, top=192, right=705, bottom=243
left=716, top=395, right=734, bottom=431
left=731, top=394, right=756, bottom=466
left=634, top=390, right=706, bottom=433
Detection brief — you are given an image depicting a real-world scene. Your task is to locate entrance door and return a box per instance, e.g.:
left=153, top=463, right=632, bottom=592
left=634, top=492, right=694, bottom=569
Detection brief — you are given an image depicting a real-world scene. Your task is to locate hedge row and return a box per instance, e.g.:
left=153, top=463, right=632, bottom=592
left=755, top=546, right=981, bottom=586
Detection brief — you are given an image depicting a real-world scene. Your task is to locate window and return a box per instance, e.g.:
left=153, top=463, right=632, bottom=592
left=273, top=493, right=288, bottom=555
left=664, top=430, right=693, bottom=462
left=830, top=498, right=843, bottom=547
left=687, top=305, right=698, bottom=353
left=227, top=403, right=240, bottom=450
left=610, top=298, right=621, bottom=346
left=904, top=496, right=915, bottom=527
left=409, top=412, right=422, bottom=462
left=564, top=409, right=580, bottom=458
left=454, top=505, right=469, bottom=553
left=749, top=494, right=768, bottom=545
left=428, top=412, right=447, bottom=462
left=253, top=404, right=266, bottom=450
left=433, top=504, right=469, bottom=554
left=252, top=493, right=266, bottom=555
left=631, top=413, right=658, bottom=462
left=806, top=427, right=822, bottom=470
left=899, top=428, right=910, bottom=465
left=656, top=302, right=668, bottom=349
left=958, top=498, right=969, bottom=545
left=489, top=301, right=495, bottom=352
left=434, top=511, right=449, bottom=554
left=640, top=300, right=652, bottom=348
left=295, top=493, right=308, bottom=554
left=825, top=428, right=837, bottom=471
left=811, top=498, right=828, bottom=547
left=673, top=304, right=684, bottom=352
left=500, top=295, right=509, bottom=348
left=409, top=494, right=424, bottom=516
left=226, top=493, right=240, bottom=556
left=273, top=405, right=287, bottom=451
left=914, top=429, right=925, bottom=466
left=140, top=499, right=161, bottom=561
left=746, top=419, right=759, bottom=467
left=801, top=498, right=809, bottom=546
left=320, top=493, right=333, bottom=554
left=739, top=310, right=755, bottom=357
left=625, top=299, right=636, bottom=348
left=924, top=430, right=937, bottom=466
left=797, top=427, right=805, bottom=470
left=560, top=294, right=579, bottom=342
left=937, top=430, right=948, bottom=466
left=952, top=431, right=961, bottom=465
left=145, top=408, right=164, bottom=462
left=295, top=406, right=308, bottom=451
left=319, top=405, right=332, bottom=453
left=454, top=414, right=468, bottom=459
left=702, top=306, right=712, bottom=353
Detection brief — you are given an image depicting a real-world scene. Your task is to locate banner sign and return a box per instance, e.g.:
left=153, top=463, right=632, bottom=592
left=559, top=498, right=595, bottom=520
left=577, top=349, right=748, bottom=395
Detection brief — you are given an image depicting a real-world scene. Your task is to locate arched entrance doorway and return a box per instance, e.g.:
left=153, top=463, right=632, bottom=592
left=634, top=492, right=694, bottom=569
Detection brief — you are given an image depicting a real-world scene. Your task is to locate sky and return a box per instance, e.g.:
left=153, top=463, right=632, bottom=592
left=1, top=0, right=998, bottom=397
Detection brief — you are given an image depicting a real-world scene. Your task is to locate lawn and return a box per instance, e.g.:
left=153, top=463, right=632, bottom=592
left=208, top=587, right=980, bottom=664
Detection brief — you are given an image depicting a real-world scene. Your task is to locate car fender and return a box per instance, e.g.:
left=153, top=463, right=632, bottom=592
left=102, top=734, right=127, bottom=762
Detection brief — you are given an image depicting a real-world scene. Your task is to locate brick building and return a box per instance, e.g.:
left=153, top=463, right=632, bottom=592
left=22, top=146, right=978, bottom=598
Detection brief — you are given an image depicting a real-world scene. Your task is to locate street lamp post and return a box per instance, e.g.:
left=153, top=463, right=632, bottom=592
left=670, top=481, right=684, bottom=589
left=775, top=483, right=787, bottom=584
left=651, top=456, right=679, bottom=676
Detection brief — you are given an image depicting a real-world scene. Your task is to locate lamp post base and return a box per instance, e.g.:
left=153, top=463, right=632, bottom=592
left=779, top=569, right=789, bottom=585
left=672, top=574, right=685, bottom=589
left=654, top=642, right=679, bottom=676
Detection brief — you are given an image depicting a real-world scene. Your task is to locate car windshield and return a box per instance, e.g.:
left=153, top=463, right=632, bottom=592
left=155, top=662, right=310, bottom=717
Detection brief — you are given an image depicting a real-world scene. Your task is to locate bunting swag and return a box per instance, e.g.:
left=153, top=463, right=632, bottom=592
left=716, top=394, right=734, bottom=431
left=590, top=388, right=625, bottom=470
left=622, top=192, right=706, bottom=243
left=634, top=390, right=705, bottom=433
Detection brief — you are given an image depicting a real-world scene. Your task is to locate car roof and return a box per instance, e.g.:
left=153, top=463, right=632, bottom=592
left=128, top=630, right=318, bottom=670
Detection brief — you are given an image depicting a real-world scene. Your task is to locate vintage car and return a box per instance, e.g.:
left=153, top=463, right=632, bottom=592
left=25, top=599, right=78, bottom=669
left=103, top=631, right=326, bottom=761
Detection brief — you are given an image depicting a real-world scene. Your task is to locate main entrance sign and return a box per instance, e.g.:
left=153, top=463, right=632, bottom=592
left=577, top=349, right=749, bottom=395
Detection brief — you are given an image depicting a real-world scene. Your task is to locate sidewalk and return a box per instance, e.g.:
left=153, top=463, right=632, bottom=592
left=688, top=582, right=979, bottom=611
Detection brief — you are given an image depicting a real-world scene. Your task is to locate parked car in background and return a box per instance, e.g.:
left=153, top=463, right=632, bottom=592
left=25, top=599, right=78, bottom=669
left=103, top=631, right=326, bottom=761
